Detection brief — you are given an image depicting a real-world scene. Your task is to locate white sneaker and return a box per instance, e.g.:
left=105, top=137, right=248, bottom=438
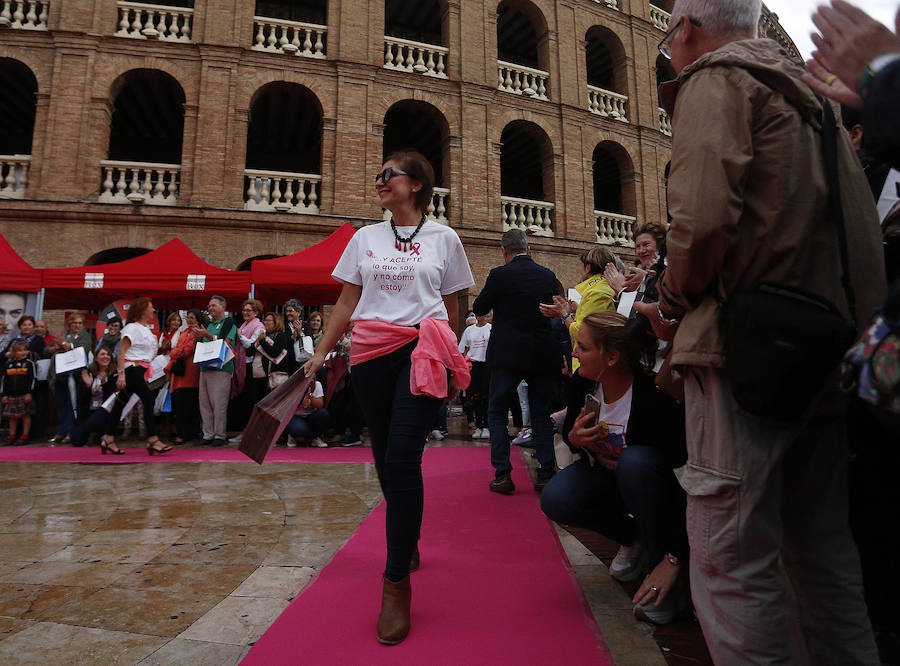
left=286, top=435, right=297, bottom=448
left=609, top=541, right=646, bottom=582
left=429, top=429, right=445, bottom=441
left=228, top=434, right=242, bottom=444
left=311, top=437, right=328, bottom=448
left=479, top=428, right=491, bottom=439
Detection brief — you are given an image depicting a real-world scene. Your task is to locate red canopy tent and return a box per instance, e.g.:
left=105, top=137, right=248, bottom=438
left=251, top=223, right=357, bottom=305
left=41, top=238, right=251, bottom=310
left=0, top=233, right=43, bottom=292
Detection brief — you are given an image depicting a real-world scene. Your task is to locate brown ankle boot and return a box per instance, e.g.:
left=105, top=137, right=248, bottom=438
left=409, top=545, right=420, bottom=573
left=377, top=574, right=411, bottom=645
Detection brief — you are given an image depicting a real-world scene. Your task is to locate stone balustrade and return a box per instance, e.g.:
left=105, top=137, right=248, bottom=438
left=588, top=85, right=628, bottom=122
left=658, top=107, right=672, bottom=136
left=650, top=5, right=670, bottom=31
left=593, top=0, right=618, bottom=8
left=252, top=16, right=326, bottom=58
left=428, top=187, right=449, bottom=224
left=497, top=60, right=549, bottom=101
left=0, top=155, right=30, bottom=199
left=384, top=36, right=448, bottom=79
left=595, top=210, right=636, bottom=246
left=244, top=169, right=321, bottom=214
left=98, top=160, right=180, bottom=205
left=115, top=1, right=192, bottom=42
left=0, top=0, right=48, bottom=29
left=501, top=196, right=554, bottom=237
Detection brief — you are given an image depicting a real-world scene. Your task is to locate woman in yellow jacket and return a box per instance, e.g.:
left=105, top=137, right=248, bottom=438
left=540, top=247, right=616, bottom=372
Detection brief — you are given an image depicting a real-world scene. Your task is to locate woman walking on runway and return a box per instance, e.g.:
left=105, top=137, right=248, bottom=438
left=304, top=151, right=473, bottom=645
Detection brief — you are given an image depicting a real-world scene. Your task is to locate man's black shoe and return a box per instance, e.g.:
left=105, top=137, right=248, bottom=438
left=489, top=475, right=515, bottom=495
left=195, top=438, right=213, bottom=446
left=210, top=438, right=226, bottom=447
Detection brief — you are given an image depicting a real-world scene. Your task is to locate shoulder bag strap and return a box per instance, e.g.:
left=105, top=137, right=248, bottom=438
left=820, top=100, right=857, bottom=324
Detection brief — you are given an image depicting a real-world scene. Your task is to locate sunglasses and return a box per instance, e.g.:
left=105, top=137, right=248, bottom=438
left=658, top=16, right=702, bottom=60
left=374, top=167, right=409, bottom=184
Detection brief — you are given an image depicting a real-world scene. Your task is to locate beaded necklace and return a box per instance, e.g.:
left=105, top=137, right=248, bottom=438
left=390, top=213, right=427, bottom=252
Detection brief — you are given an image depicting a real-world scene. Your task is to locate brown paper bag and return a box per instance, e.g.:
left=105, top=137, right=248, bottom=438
left=239, top=371, right=314, bottom=464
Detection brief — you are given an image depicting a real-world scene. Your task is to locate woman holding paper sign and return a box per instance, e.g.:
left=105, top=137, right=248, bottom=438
left=103, top=297, right=171, bottom=455
left=48, top=312, right=93, bottom=444
left=302, top=151, right=474, bottom=646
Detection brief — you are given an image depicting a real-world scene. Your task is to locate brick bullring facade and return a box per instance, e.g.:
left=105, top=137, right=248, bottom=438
left=0, top=0, right=797, bottom=316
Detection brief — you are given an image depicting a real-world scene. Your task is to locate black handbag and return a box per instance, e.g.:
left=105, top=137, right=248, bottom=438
left=170, top=355, right=186, bottom=377
left=722, top=102, right=858, bottom=423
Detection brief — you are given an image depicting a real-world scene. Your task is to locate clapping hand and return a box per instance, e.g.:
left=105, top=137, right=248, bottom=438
left=623, top=266, right=647, bottom=292
left=539, top=294, right=573, bottom=319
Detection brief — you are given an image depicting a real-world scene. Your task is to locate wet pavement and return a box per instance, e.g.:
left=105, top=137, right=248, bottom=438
left=0, top=433, right=706, bottom=665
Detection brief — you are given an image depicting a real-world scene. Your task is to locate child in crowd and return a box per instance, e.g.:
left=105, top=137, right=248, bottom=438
left=1, top=340, right=36, bottom=445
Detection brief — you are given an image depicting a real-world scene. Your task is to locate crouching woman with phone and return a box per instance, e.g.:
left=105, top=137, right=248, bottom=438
left=539, top=311, right=689, bottom=624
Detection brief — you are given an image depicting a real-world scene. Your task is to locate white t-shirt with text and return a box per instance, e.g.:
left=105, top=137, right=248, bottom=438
left=590, top=383, right=633, bottom=470
left=121, top=323, right=158, bottom=363
left=458, top=323, right=492, bottom=363
left=332, top=220, right=474, bottom=326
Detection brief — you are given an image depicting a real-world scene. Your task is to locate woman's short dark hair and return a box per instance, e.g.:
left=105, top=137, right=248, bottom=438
left=633, top=221, right=667, bottom=259
left=17, top=315, right=35, bottom=329
left=385, top=150, right=435, bottom=213
left=127, top=297, right=152, bottom=324
left=107, top=315, right=123, bottom=328
left=579, top=247, right=615, bottom=276
left=187, top=308, right=209, bottom=328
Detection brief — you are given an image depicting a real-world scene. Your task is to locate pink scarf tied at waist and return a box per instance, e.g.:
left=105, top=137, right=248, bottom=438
left=350, top=318, right=471, bottom=399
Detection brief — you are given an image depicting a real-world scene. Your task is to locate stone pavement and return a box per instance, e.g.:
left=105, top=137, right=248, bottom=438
left=0, top=435, right=707, bottom=665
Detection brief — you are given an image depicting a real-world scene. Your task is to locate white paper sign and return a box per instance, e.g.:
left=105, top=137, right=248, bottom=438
left=567, top=288, right=583, bottom=305
left=54, top=347, right=87, bottom=374
left=145, top=354, right=170, bottom=386
left=186, top=274, right=206, bottom=290
left=35, top=359, right=51, bottom=381
left=84, top=272, right=104, bottom=289
left=616, top=291, right=638, bottom=317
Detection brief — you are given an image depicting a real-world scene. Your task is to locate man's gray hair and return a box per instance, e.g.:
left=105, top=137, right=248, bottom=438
left=209, top=295, right=226, bottom=307
left=671, top=0, right=760, bottom=39
left=501, top=228, right=528, bottom=254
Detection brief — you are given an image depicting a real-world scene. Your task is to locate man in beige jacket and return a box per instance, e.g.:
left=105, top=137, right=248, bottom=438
left=638, top=0, right=884, bottom=662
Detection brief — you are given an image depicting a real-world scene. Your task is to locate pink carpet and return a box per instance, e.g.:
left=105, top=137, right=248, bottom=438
left=0, top=446, right=373, bottom=464
left=243, top=446, right=612, bottom=665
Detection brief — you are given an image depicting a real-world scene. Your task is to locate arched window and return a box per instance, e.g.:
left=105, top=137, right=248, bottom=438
left=496, top=1, right=549, bottom=100
left=99, top=69, right=186, bottom=205
left=0, top=59, right=37, bottom=199
left=383, top=0, right=447, bottom=78
left=252, top=1, right=328, bottom=57
left=244, top=82, right=323, bottom=214
left=85, top=248, right=152, bottom=265
left=593, top=142, right=637, bottom=246
left=585, top=27, right=628, bottom=121
left=236, top=255, right=282, bottom=271
left=382, top=100, right=450, bottom=222
left=500, top=121, right=554, bottom=236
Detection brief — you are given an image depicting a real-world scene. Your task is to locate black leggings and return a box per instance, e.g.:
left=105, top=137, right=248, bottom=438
left=106, top=365, right=157, bottom=437
left=351, top=342, right=441, bottom=581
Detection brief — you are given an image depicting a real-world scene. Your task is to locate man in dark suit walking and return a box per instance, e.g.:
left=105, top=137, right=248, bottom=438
left=473, top=229, right=560, bottom=494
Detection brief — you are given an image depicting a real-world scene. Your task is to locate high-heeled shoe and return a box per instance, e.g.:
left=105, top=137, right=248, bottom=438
left=100, top=437, right=125, bottom=455
left=146, top=438, right=173, bottom=455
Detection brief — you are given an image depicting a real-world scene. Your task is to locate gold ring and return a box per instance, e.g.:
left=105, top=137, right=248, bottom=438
left=825, top=74, right=838, bottom=86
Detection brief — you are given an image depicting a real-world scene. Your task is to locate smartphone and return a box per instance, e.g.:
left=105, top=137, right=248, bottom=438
left=583, top=393, right=601, bottom=421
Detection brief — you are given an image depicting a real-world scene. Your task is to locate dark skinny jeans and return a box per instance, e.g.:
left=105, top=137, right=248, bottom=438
left=106, top=365, right=157, bottom=437
left=540, top=446, right=688, bottom=565
left=350, top=341, right=441, bottom=582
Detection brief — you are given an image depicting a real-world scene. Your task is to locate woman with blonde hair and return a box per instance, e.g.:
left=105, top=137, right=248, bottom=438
left=540, top=311, right=688, bottom=624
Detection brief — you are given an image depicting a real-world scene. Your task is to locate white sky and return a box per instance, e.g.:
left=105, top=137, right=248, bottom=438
left=764, top=1, right=898, bottom=59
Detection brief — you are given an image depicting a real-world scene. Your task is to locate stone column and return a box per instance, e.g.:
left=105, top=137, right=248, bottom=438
left=25, top=91, right=50, bottom=198
left=179, top=101, right=198, bottom=205
left=231, top=107, right=249, bottom=212
left=320, top=116, right=337, bottom=214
